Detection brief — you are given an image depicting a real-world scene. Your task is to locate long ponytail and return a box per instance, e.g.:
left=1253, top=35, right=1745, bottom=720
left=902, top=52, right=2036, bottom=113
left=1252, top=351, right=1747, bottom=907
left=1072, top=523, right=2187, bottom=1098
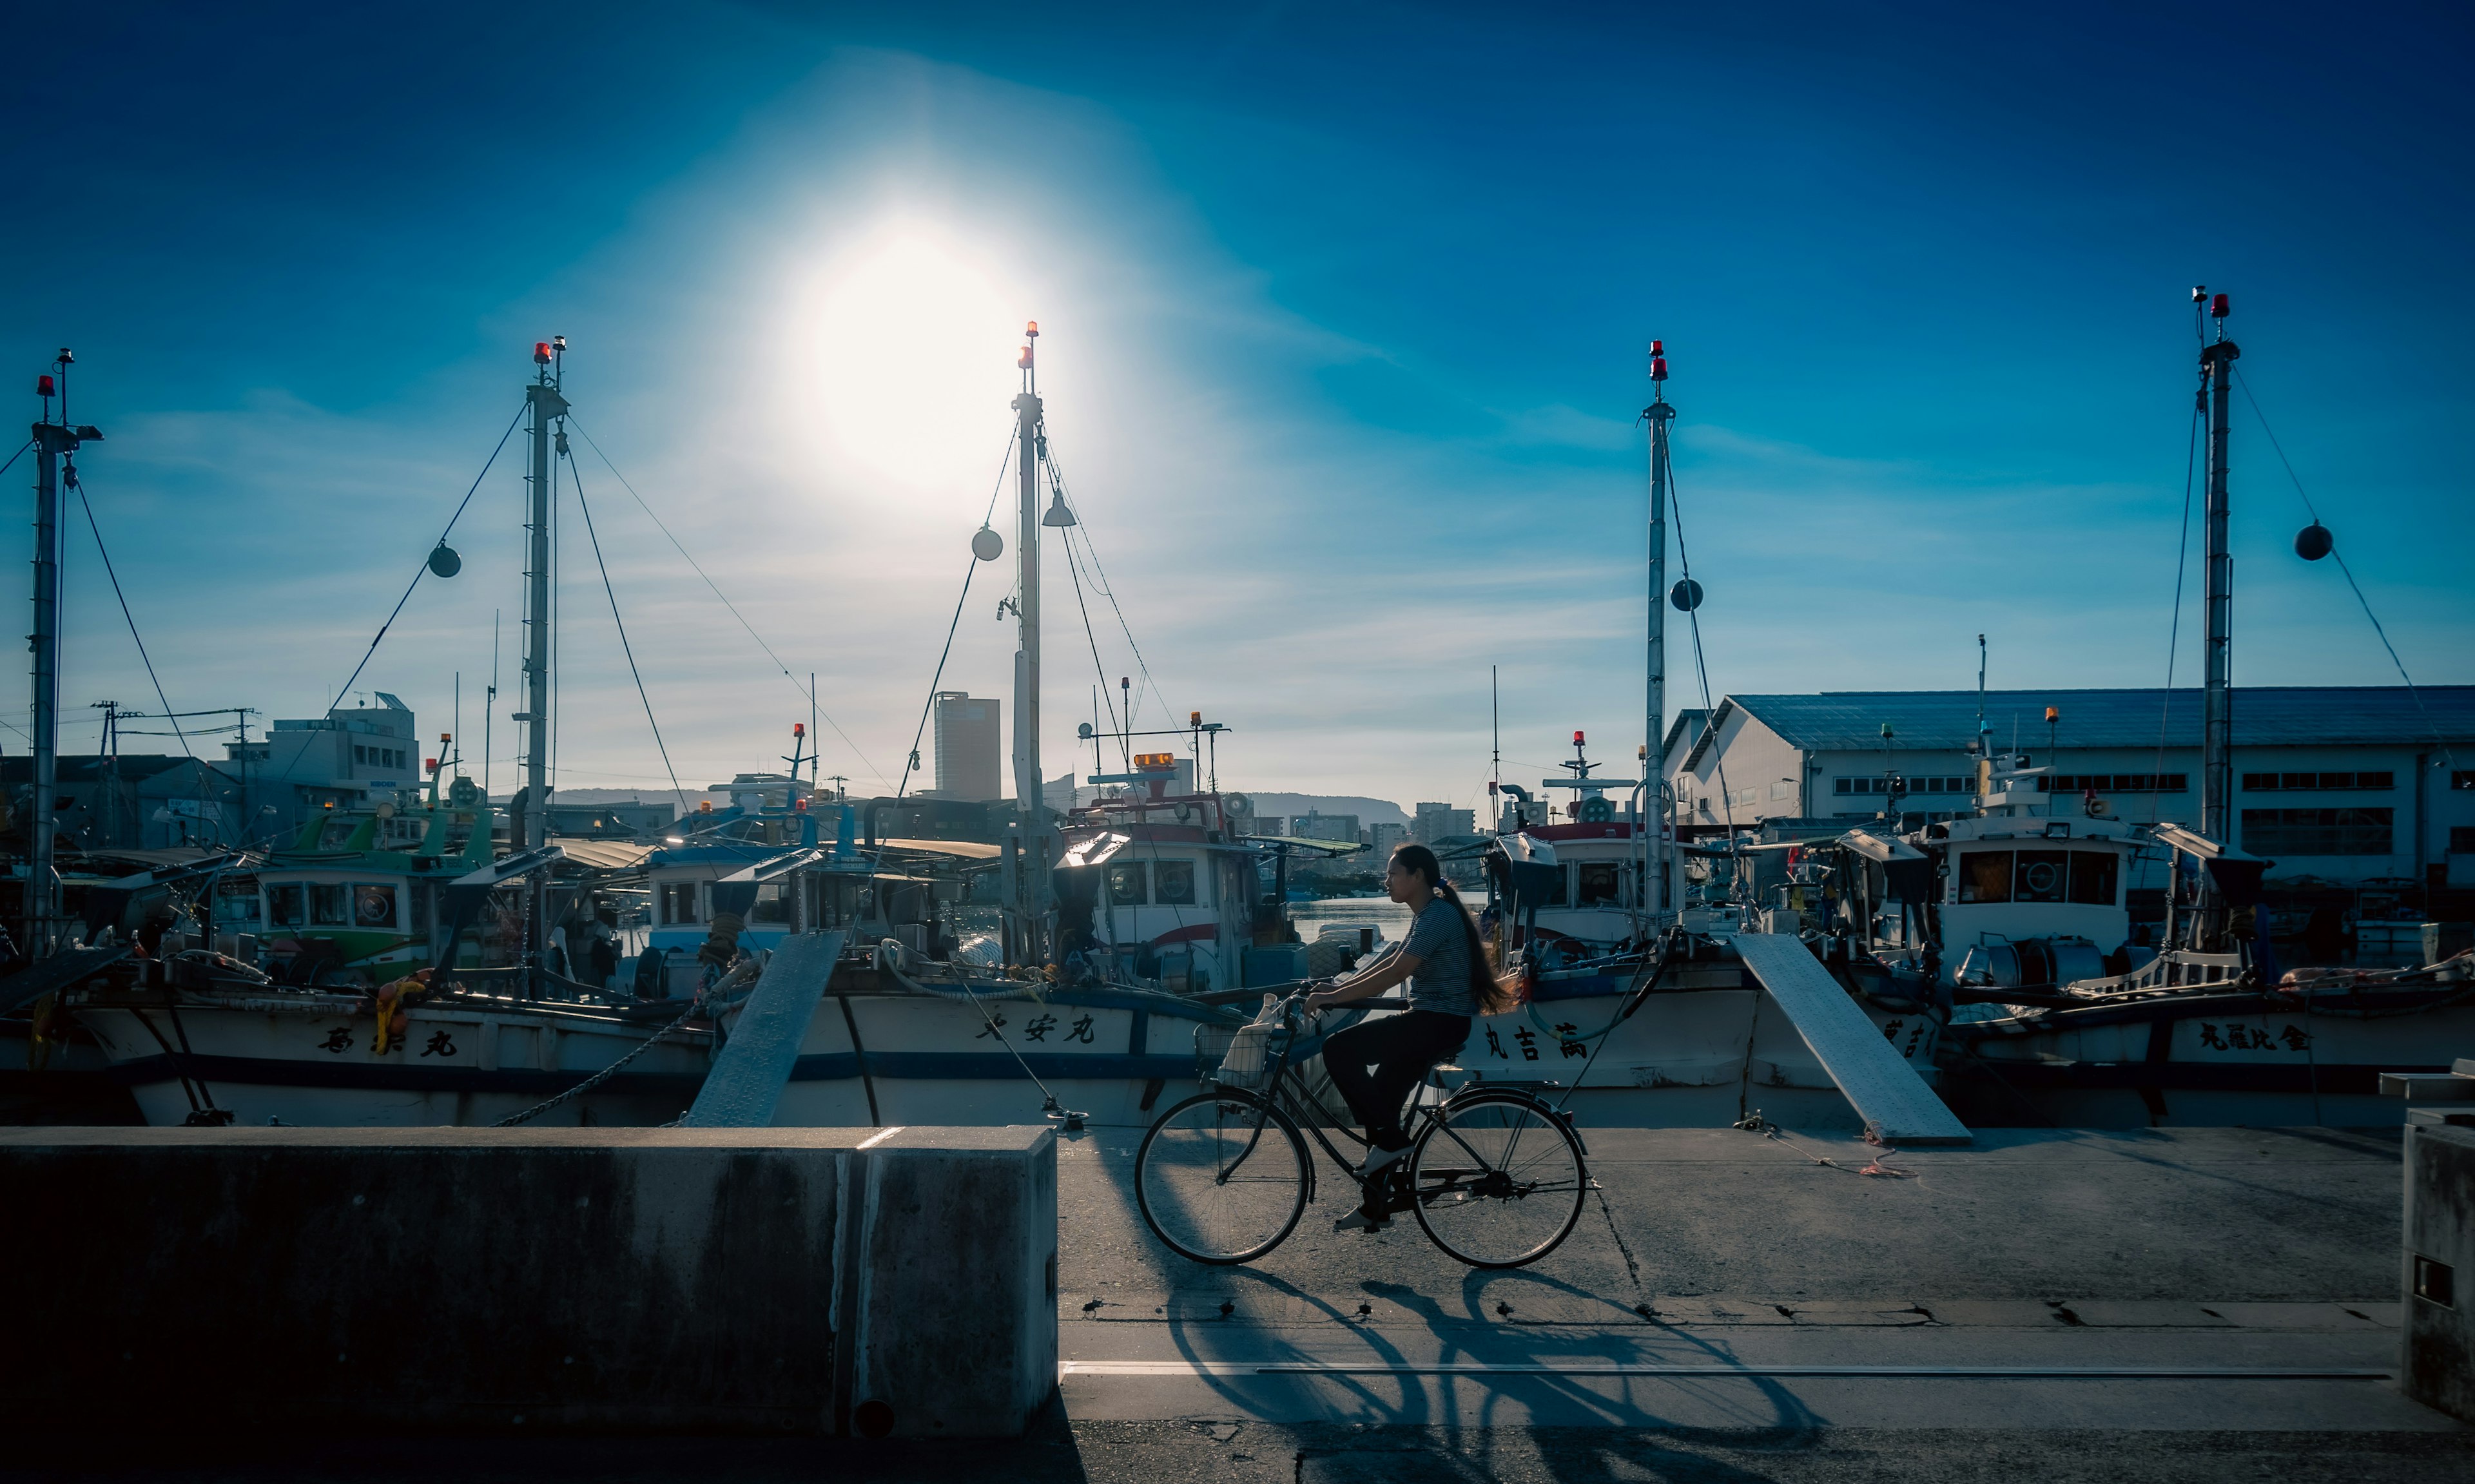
left=1392, top=844, right=1518, bottom=1016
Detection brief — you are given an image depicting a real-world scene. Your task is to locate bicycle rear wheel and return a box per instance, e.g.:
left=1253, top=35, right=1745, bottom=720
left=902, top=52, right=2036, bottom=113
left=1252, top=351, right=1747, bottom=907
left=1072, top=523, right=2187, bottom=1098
left=1408, top=1091, right=1587, bottom=1269
left=1136, top=1089, right=1312, bottom=1265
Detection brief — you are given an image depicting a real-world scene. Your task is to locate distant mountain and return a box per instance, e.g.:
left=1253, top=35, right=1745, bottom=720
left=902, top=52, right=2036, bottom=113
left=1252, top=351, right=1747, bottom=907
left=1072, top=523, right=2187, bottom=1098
left=1233, top=793, right=1409, bottom=829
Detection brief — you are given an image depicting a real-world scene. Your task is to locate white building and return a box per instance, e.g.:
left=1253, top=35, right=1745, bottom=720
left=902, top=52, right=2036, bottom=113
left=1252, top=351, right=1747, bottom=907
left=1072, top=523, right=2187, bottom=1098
left=226, top=693, right=423, bottom=840
left=1671, top=687, right=2475, bottom=889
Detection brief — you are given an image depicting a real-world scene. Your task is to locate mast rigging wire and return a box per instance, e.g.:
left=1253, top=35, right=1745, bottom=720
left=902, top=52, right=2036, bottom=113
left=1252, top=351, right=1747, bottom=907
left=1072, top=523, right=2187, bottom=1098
left=2232, top=366, right=2452, bottom=767
left=2146, top=402, right=2205, bottom=825
left=890, top=436, right=1021, bottom=805
left=70, top=474, right=213, bottom=834
left=1660, top=437, right=1738, bottom=849
left=1040, top=445, right=1172, bottom=735
left=565, top=417, right=891, bottom=791
left=313, top=400, right=527, bottom=728
left=561, top=449, right=692, bottom=817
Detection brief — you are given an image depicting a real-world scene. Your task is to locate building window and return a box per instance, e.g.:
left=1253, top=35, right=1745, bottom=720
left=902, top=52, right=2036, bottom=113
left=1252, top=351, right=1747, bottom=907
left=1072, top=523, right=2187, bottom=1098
left=1836, top=776, right=1974, bottom=796
left=2456, top=771, right=2475, bottom=791
left=354, top=745, right=367, bottom=764
left=2451, top=827, right=2475, bottom=854
left=2242, top=771, right=2394, bottom=791
left=2241, top=807, right=2393, bottom=856
left=1107, top=862, right=1148, bottom=905
left=2043, top=773, right=2187, bottom=793
left=1154, top=860, right=1198, bottom=905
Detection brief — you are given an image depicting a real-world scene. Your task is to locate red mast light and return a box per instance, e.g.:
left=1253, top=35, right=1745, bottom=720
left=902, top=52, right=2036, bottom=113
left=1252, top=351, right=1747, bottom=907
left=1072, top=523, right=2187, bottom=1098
left=2209, top=294, right=2229, bottom=318
left=533, top=341, right=552, bottom=364
left=792, top=722, right=805, bottom=737
left=1573, top=730, right=1586, bottom=747
left=35, top=374, right=53, bottom=397
left=1650, top=356, right=1668, bottom=382
left=1649, top=340, right=1662, bottom=356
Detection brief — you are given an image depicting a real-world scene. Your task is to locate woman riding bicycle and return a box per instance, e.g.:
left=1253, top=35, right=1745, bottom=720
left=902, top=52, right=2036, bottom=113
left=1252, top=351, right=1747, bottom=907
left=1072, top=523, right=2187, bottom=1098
left=1305, top=842, right=1514, bottom=1232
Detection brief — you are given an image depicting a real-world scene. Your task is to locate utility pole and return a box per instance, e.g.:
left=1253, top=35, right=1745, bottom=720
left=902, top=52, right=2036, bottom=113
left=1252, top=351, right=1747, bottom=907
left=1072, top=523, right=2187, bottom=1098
left=1010, top=323, right=1048, bottom=965
left=1642, top=343, right=1673, bottom=919
left=90, top=701, right=121, bottom=849
left=521, top=337, right=568, bottom=987
left=28, top=352, right=101, bottom=958
left=2197, top=291, right=2238, bottom=948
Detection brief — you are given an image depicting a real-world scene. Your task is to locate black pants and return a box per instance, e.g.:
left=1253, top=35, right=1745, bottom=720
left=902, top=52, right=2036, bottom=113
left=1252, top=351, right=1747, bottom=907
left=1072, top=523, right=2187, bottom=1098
left=1321, top=1009, right=1470, bottom=1152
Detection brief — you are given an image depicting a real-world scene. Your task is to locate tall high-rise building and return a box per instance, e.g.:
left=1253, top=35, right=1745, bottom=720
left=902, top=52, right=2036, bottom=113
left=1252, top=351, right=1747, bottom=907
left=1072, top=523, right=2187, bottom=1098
left=1413, top=802, right=1475, bottom=843
left=931, top=692, right=1001, bottom=801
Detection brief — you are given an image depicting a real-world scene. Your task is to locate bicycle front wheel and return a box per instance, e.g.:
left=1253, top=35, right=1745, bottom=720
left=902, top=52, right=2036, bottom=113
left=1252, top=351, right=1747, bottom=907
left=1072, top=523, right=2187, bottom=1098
left=1136, top=1089, right=1312, bottom=1265
left=1409, top=1091, right=1588, bottom=1269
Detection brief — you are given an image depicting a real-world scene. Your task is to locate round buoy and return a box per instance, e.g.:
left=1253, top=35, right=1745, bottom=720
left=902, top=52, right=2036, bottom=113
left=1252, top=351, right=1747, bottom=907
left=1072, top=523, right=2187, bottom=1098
left=427, top=543, right=461, bottom=578
left=2294, top=521, right=2333, bottom=561
left=971, top=526, right=1004, bottom=562
left=1669, top=578, right=1703, bottom=612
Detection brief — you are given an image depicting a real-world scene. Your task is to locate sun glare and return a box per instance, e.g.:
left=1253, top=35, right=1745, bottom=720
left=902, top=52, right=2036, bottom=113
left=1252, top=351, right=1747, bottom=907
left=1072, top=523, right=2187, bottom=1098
left=801, top=227, right=1027, bottom=489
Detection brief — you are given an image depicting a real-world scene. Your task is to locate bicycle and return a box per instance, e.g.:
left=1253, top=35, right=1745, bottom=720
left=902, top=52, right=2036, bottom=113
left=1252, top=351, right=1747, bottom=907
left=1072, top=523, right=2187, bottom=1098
left=1133, top=988, right=1590, bottom=1269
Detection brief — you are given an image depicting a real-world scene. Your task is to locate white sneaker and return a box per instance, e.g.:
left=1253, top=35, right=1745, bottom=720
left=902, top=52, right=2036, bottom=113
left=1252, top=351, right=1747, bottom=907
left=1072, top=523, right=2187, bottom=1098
left=1357, top=1144, right=1408, bottom=1179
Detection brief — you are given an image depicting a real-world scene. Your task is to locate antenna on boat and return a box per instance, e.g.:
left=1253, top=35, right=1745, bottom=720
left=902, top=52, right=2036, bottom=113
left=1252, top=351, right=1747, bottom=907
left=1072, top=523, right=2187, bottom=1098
left=1009, top=322, right=1048, bottom=967
left=1491, top=664, right=1500, bottom=829
left=2195, top=289, right=2240, bottom=949
left=521, top=337, right=571, bottom=989
left=1642, top=342, right=1673, bottom=919
left=26, top=348, right=102, bottom=958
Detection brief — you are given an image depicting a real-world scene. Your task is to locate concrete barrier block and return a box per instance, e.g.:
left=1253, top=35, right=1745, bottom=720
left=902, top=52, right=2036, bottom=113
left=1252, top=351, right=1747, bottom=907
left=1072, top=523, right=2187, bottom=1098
left=2403, top=1123, right=2475, bottom=1421
left=0, top=1125, right=1055, bottom=1438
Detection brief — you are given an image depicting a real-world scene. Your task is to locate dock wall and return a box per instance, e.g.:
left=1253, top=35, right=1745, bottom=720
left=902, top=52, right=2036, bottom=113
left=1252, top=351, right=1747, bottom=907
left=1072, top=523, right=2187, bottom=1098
left=2404, top=1122, right=2475, bottom=1421
left=0, top=1125, right=1054, bottom=1438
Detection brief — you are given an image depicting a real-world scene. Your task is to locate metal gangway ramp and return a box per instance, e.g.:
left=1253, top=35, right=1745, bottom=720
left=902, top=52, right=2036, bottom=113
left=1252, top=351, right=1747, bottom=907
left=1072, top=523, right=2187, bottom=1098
left=1729, top=932, right=1972, bottom=1146
left=679, top=929, right=848, bottom=1128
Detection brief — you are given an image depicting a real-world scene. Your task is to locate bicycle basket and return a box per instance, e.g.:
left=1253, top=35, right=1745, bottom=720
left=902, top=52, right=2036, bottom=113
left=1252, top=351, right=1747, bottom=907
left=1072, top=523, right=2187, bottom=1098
left=1201, top=1020, right=1268, bottom=1090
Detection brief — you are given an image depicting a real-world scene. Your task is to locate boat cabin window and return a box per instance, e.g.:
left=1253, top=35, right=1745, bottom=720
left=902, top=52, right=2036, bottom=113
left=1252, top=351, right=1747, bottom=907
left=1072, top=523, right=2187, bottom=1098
left=410, top=880, right=433, bottom=936
left=311, top=883, right=351, bottom=926
left=750, top=882, right=791, bottom=924
left=379, top=814, right=427, bottom=849
left=1958, top=851, right=2012, bottom=903
left=1577, top=862, right=1623, bottom=907
left=317, top=817, right=359, bottom=850
left=2014, top=850, right=2068, bottom=903
left=2068, top=851, right=2119, bottom=906
left=1155, top=859, right=1197, bottom=906
left=1107, top=862, right=1147, bottom=906
left=1959, top=848, right=2121, bottom=907
left=661, top=882, right=701, bottom=925
left=214, top=881, right=261, bottom=929
left=266, top=883, right=307, bottom=929
left=1546, top=867, right=1569, bottom=907
left=353, top=884, right=398, bottom=929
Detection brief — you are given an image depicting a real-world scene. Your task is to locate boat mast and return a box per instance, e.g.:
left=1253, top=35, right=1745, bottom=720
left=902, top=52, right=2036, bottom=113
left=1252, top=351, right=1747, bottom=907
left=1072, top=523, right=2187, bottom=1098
left=26, top=351, right=98, bottom=959
left=2195, top=293, right=2238, bottom=947
left=523, top=338, right=568, bottom=983
left=1642, top=343, right=1672, bottom=920
left=1011, top=323, right=1047, bottom=965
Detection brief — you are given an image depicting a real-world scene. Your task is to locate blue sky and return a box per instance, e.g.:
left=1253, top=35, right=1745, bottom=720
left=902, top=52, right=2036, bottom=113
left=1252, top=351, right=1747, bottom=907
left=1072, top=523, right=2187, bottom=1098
left=3, top=3, right=2467, bottom=815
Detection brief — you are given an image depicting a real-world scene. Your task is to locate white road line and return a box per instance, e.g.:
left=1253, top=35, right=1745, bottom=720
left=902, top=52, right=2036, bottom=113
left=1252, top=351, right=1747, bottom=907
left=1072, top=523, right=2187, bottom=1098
left=1061, top=1362, right=2392, bottom=1380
